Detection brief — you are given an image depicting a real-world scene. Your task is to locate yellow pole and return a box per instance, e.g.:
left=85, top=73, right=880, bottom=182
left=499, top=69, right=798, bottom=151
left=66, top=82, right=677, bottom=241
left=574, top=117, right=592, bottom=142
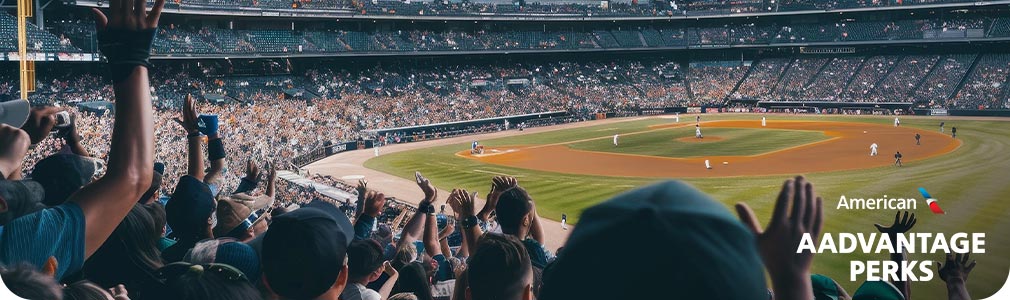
left=18, top=0, right=35, bottom=100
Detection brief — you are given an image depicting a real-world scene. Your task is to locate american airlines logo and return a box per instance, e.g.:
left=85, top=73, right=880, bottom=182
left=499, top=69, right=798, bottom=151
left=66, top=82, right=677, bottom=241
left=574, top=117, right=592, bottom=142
left=919, top=187, right=946, bottom=215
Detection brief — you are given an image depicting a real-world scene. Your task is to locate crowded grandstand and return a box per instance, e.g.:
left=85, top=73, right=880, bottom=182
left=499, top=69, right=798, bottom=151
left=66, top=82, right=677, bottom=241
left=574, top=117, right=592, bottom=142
left=0, top=0, right=1004, bottom=299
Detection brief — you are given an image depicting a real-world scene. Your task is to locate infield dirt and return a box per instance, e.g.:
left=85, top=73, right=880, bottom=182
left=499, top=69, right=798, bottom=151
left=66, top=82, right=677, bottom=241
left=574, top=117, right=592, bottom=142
left=459, top=120, right=960, bottom=178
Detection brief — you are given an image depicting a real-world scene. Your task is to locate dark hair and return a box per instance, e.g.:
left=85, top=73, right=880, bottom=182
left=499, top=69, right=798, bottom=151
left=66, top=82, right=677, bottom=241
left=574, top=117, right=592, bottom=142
left=63, top=281, right=112, bottom=300
left=163, top=265, right=263, bottom=300
left=146, top=202, right=168, bottom=237
left=392, top=262, right=434, bottom=300
left=0, top=263, right=61, bottom=300
left=82, top=203, right=165, bottom=299
left=467, top=233, right=533, bottom=300
left=347, top=239, right=384, bottom=280
left=494, top=189, right=532, bottom=235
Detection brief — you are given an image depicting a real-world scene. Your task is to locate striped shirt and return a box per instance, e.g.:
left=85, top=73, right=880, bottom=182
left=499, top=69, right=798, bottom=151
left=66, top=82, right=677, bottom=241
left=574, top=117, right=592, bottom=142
left=0, top=202, right=85, bottom=279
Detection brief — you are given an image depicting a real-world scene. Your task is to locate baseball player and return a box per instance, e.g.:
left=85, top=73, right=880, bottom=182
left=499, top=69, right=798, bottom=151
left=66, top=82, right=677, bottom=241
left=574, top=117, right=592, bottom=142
left=705, top=159, right=712, bottom=169
left=695, top=125, right=703, bottom=139
left=894, top=117, right=900, bottom=127
left=613, top=134, right=619, bottom=146
left=951, top=126, right=957, bottom=138
left=939, top=121, right=945, bottom=133
left=696, top=115, right=701, bottom=124
left=374, top=145, right=379, bottom=157
left=894, top=151, right=903, bottom=167
left=675, top=112, right=680, bottom=123
left=915, top=133, right=921, bottom=145
left=561, top=213, right=568, bottom=230
left=761, top=116, right=766, bottom=127
left=870, top=143, right=878, bottom=156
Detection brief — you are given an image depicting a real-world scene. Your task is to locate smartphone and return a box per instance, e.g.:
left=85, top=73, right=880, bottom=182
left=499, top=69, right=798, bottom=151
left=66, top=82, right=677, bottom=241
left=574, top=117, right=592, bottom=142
left=54, top=111, right=71, bottom=128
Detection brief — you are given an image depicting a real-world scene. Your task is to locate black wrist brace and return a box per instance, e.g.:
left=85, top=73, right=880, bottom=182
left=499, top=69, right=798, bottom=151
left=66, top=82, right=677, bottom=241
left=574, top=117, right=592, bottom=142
left=207, top=138, right=226, bottom=161
left=98, top=28, right=157, bottom=82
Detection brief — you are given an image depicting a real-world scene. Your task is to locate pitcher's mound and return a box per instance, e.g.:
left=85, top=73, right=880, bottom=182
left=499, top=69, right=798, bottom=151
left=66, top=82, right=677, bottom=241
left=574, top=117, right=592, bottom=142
left=676, top=136, right=725, bottom=143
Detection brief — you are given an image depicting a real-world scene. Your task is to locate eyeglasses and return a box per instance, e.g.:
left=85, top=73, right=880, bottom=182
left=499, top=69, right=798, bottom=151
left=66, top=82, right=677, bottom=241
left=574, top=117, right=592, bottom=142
left=155, top=262, right=247, bottom=282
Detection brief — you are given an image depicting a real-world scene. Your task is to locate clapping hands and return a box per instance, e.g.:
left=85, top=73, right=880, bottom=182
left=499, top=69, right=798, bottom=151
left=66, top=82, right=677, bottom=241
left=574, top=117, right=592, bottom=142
left=735, top=176, right=823, bottom=298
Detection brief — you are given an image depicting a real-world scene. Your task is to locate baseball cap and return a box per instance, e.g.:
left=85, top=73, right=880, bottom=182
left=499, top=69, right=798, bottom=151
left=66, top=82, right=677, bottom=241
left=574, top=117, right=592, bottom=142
left=0, top=99, right=29, bottom=127
left=29, top=154, right=98, bottom=206
left=213, top=199, right=253, bottom=238
left=186, top=238, right=261, bottom=281
left=262, top=200, right=353, bottom=300
left=811, top=274, right=841, bottom=300
left=539, top=180, right=767, bottom=300
left=166, top=175, right=216, bottom=238
left=229, top=192, right=275, bottom=212
left=0, top=179, right=46, bottom=225
left=853, top=281, right=904, bottom=300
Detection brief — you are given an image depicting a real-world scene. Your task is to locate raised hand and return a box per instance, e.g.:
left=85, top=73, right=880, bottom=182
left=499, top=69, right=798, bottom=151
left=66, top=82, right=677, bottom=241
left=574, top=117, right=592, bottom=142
left=449, top=189, right=478, bottom=217
left=173, top=94, right=199, bottom=134
left=938, top=253, right=976, bottom=283
left=416, top=171, right=436, bottom=202
left=356, top=179, right=368, bottom=195
left=491, top=176, right=518, bottom=194
left=363, top=191, right=387, bottom=218
left=92, top=0, right=164, bottom=32
left=735, top=176, right=823, bottom=300
left=875, top=211, right=917, bottom=236
left=244, top=159, right=259, bottom=180
left=20, top=106, right=61, bottom=144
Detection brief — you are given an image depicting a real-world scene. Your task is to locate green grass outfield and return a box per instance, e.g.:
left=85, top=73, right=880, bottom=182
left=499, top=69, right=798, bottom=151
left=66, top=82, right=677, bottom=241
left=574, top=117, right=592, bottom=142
left=568, top=126, right=830, bottom=157
left=364, top=114, right=1010, bottom=297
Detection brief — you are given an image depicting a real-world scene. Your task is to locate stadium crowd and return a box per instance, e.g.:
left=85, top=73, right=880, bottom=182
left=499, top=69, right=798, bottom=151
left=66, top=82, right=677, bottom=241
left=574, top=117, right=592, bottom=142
left=139, top=0, right=996, bottom=18
left=0, top=2, right=992, bottom=300
left=8, top=10, right=1010, bottom=56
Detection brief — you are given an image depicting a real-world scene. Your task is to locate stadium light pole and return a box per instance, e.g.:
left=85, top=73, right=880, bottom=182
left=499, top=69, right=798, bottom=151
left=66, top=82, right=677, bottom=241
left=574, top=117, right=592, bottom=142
left=17, top=0, right=36, bottom=100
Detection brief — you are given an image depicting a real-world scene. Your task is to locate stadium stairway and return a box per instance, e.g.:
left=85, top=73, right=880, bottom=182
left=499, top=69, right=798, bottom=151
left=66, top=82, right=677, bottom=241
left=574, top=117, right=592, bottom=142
left=769, top=58, right=796, bottom=99
left=726, top=62, right=756, bottom=101
left=948, top=54, right=983, bottom=103
left=910, top=55, right=944, bottom=98
left=869, top=55, right=903, bottom=96
left=840, top=57, right=871, bottom=94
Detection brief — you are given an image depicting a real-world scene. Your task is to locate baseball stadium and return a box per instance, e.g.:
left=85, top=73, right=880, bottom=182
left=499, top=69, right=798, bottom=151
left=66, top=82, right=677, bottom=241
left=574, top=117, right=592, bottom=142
left=1, top=0, right=1010, bottom=299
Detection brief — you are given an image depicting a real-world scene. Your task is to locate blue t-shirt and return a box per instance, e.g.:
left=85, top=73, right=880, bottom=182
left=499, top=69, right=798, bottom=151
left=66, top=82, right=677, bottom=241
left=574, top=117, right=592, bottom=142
left=0, top=203, right=85, bottom=280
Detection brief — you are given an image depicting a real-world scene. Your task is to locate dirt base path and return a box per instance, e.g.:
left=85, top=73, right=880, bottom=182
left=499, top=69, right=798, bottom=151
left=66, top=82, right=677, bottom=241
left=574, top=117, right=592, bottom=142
left=464, top=120, right=961, bottom=178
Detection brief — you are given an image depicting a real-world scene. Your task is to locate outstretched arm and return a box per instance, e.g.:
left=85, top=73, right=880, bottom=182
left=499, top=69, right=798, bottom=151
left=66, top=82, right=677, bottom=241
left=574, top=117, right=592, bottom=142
left=175, top=95, right=204, bottom=181
left=76, top=0, right=164, bottom=257
left=449, top=189, right=483, bottom=254
left=875, top=211, right=916, bottom=299
left=202, top=113, right=225, bottom=186
left=735, top=176, right=823, bottom=300
left=938, top=253, right=975, bottom=300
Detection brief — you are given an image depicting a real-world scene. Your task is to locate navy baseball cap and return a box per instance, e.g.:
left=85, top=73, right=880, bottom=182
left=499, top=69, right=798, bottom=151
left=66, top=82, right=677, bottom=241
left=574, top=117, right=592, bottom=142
left=30, top=154, right=98, bottom=206
left=262, top=200, right=354, bottom=300
left=166, top=175, right=216, bottom=238
left=539, top=180, right=767, bottom=300
left=0, top=179, right=46, bottom=225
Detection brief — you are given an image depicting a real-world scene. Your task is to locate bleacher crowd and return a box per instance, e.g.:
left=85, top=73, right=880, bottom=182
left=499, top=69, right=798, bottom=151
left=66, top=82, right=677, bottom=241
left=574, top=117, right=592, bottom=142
left=0, top=2, right=992, bottom=300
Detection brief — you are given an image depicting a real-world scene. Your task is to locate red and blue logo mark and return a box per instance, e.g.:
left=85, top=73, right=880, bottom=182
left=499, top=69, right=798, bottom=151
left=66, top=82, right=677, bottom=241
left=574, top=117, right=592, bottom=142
left=919, top=187, right=945, bottom=214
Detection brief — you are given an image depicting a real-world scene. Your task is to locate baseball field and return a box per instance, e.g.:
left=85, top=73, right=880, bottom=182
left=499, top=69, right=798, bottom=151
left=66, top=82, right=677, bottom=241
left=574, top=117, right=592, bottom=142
left=316, top=114, right=1010, bottom=297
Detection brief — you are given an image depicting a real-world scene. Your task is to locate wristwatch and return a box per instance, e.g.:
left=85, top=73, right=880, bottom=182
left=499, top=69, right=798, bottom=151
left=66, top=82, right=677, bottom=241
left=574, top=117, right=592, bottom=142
left=460, top=215, right=479, bottom=229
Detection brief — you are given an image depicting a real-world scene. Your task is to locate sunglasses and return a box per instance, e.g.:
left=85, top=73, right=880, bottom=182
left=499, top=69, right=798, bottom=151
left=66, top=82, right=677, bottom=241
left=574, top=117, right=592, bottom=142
left=156, top=262, right=247, bottom=282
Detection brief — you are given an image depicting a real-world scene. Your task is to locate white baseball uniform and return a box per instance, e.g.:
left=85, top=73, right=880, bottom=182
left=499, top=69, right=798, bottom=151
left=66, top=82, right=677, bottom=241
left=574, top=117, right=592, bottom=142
left=613, top=134, right=619, bottom=146
left=894, top=117, right=900, bottom=127
left=762, top=117, right=766, bottom=127
left=870, top=143, right=878, bottom=156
